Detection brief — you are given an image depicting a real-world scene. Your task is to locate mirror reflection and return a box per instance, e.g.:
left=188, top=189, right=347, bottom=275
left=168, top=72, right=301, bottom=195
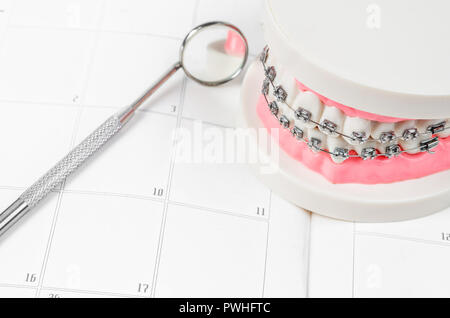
left=182, top=24, right=247, bottom=84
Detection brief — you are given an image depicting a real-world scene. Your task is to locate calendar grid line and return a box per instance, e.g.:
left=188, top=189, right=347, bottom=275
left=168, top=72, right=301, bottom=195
left=10, top=178, right=450, bottom=260
left=1, top=0, right=83, bottom=297
left=0, top=95, right=253, bottom=131
left=0, top=98, right=180, bottom=119
left=0, top=186, right=62, bottom=194
left=152, top=0, right=263, bottom=294
left=150, top=75, right=189, bottom=297
left=351, top=222, right=356, bottom=298
left=0, top=282, right=37, bottom=290
left=0, top=186, right=268, bottom=224
left=261, top=190, right=273, bottom=297
left=0, top=185, right=27, bottom=192
left=180, top=113, right=235, bottom=129
left=169, top=200, right=269, bottom=223
left=39, top=285, right=147, bottom=298
left=0, top=96, right=250, bottom=131
left=304, top=212, right=312, bottom=298
left=355, top=230, right=450, bottom=249
left=34, top=188, right=65, bottom=298
left=7, top=23, right=184, bottom=42
left=33, top=3, right=108, bottom=297
left=0, top=282, right=145, bottom=298
left=60, top=188, right=165, bottom=203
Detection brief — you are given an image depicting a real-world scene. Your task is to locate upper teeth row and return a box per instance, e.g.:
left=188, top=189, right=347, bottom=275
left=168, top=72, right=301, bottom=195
left=259, top=46, right=449, bottom=162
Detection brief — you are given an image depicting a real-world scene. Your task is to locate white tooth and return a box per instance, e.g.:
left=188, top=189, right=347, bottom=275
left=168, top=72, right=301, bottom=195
left=292, top=91, right=323, bottom=128
left=417, top=119, right=446, bottom=137
left=353, top=140, right=379, bottom=160
left=276, top=106, right=292, bottom=130
left=327, top=137, right=351, bottom=163
left=279, top=73, right=298, bottom=105
left=342, top=116, right=371, bottom=145
left=268, top=82, right=275, bottom=97
left=394, top=120, right=416, bottom=139
left=318, top=106, right=344, bottom=137
left=307, top=128, right=327, bottom=153
left=281, top=103, right=295, bottom=119
left=399, top=134, right=423, bottom=154
left=371, top=122, right=396, bottom=142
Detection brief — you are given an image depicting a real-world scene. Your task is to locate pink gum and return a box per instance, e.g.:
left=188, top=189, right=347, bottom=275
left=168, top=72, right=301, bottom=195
left=295, top=80, right=408, bottom=123
left=224, top=30, right=246, bottom=57
left=257, top=94, right=450, bottom=184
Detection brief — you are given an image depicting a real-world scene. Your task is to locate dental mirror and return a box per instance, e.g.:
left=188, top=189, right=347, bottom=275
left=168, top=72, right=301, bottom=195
left=0, top=21, right=249, bottom=239
left=181, top=21, right=248, bottom=86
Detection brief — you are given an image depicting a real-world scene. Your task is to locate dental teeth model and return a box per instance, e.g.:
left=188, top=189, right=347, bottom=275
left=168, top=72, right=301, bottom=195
left=259, top=46, right=448, bottom=166
left=239, top=0, right=450, bottom=222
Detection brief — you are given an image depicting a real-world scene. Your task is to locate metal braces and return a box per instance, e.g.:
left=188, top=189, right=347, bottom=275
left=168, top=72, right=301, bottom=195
left=259, top=45, right=448, bottom=161
left=263, top=94, right=441, bottom=161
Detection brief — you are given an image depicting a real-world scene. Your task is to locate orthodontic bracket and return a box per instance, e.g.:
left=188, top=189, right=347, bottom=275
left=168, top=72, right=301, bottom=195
left=266, top=66, right=276, bottom=82
left=379, top=131, right=396, bottom=144
left=295, top=107, right=312, bottom=123
left=320, top=119, right=338, bottom=135
left=262, top=78, right=270, bottom=95
left=279, top=115, right=290, bottom=129
left=308, top=138, right=322, bottom=151
left=385, top=144, right=402, bottom=158
left=402, top=128, right=419, bottom=141
left=427, top=121, right=446, bottom=135
left=352, top=131, right=369, bottom=144
left=291, top=126, right=304, bottom=140
left=269, top=101, right=279, bottom=115
left=419, top=137, right=439, bottom=154
left=274, top=85, right=287, bottom=102
left=333, top=147, right=350, bottom=161
left=361, top=147, right=377, bottom=160
left=260, top=45, right=269, bottom=64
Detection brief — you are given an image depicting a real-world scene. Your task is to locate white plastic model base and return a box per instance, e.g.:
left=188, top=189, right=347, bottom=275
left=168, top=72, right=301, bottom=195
left=263, top=0, right=450, bottom=119
left=239, top=61, right=450, bottom=222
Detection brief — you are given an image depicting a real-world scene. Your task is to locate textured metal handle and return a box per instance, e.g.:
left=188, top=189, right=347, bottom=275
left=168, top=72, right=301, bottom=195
left=20, top=115, right=122, bottom=208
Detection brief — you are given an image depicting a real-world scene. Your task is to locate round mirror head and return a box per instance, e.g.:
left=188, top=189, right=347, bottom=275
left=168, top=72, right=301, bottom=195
left=180, top=21, right=249, bottom=86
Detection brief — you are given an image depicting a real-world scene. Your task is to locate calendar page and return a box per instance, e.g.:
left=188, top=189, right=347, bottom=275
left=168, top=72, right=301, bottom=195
left=2, top=0, right=450, bottom=299
left=0, top=0, right=311, bottom=298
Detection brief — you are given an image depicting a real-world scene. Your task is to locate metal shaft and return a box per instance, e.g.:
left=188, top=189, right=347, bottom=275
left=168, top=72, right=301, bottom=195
left=118, top=62, right=182, bottom=124
left=0, top=199, right=29, bottom=238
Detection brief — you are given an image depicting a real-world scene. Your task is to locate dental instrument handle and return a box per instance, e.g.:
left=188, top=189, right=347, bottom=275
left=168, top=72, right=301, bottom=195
left=0, top=115, right=122, bottom=238
left=0, top=62, right=182, bottom=239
